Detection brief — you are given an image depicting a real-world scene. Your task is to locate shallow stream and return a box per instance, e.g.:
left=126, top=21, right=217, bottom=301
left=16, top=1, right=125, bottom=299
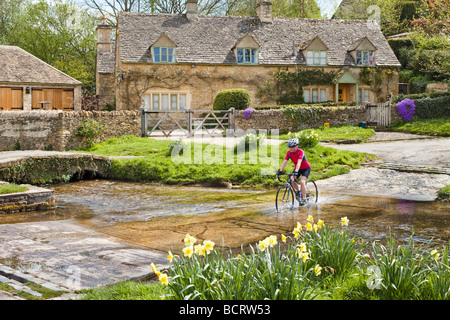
left=1, top=179, right=448, bottom=252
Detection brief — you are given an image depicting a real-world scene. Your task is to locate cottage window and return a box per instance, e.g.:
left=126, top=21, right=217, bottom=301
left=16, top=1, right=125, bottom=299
left=356, top=50, right=375, bottom=66
left=306, top=50, right=327, bottom=66
left=358, top=88, right=370, bottom=104
left=237, top=48, right=258, bottom=64
left=152, top=47, right=176, bottom=63
left=144, top=92, right=187, bottom=110
left=304, top=87, right=328, bottom=103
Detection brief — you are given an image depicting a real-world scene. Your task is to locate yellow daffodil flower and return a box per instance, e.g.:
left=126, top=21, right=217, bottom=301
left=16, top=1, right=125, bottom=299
left=314, top=264, right=322, bottom=276
left=307, top=215, right=314, bottom=223
left=306, top=222, right=313, bottom=231
left=159, top=273, right=169, bottom=285
left=167, top=251, right=173, bottom=263
left=317, top=219, right=324, bottom=228
left=341, top=216, right=349, bottom=226
left=184, top=234, right=197, bottom=247
left=302, top=252, right=309, bottom=263
left=203, top=240, right=215, bottom=254
left=281, top=234, right=287, bottom=243
left=183, top=245, right=194, bottom=258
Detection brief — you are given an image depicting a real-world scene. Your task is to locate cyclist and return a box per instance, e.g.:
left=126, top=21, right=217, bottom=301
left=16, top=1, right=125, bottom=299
left=277, top=138, right=311, bottom=206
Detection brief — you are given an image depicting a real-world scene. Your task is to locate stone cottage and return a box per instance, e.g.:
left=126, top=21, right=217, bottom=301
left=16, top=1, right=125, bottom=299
left=96, top=0, right=401, bottom=111
left=0, top=45, right=82, bottom=111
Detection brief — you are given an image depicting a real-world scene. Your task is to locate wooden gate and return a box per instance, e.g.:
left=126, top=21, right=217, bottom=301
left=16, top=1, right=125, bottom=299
left=140, top=108, right=235, bottom=137
left=366, top=101, right=391, bottom=127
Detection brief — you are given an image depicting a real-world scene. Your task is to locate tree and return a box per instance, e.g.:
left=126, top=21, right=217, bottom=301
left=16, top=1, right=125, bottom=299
left=3, top=0, right=98, bottom=93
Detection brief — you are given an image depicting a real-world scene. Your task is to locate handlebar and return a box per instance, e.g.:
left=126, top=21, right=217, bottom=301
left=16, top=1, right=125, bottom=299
left=276, top=171, right=296, bottom=182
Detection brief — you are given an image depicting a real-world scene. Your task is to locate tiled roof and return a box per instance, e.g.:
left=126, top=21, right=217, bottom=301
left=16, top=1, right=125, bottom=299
left=117, top=13, right=401, bottom=67
left=0, top=45, right=81, bottom=85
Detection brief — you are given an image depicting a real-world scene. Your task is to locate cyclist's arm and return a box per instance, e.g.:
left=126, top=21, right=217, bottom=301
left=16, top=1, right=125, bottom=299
left=279, top=160, right=288, bottom=172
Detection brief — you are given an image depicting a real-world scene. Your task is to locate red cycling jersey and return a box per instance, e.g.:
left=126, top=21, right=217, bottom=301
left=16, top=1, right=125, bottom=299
left=285, top=149, right=310, bottom=170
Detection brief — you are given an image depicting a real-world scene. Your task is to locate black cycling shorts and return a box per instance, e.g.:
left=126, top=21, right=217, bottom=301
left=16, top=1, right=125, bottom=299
left=294, top=167, right=311, bottom=179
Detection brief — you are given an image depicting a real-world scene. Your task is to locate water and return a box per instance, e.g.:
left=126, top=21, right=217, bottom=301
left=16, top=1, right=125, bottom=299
left=1, top=179, right=448, bottom=251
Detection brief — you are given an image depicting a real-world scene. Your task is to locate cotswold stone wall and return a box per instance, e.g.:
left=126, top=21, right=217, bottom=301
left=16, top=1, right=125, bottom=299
left=0, top=110, right=140, bottom=151
left=235, top=106, right=368, bottom=132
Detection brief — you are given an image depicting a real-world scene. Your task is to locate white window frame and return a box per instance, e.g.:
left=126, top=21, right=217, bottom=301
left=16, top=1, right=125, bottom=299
left=304, top=87, right=328, bottom=103
left=152, top=46, right=176, bottom=63
left=236, top=48, right=258, bottom=64
left=358, top=88, right=371, bottom=104
left=144, top=92, right=188, bottom=110
left=356, top=50, right=375, bottom=66
left=306, top=50, right=327, bottom=66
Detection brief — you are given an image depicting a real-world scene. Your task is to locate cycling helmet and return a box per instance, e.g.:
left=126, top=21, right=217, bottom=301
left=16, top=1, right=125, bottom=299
left=287, top=138, right=299, bottom=147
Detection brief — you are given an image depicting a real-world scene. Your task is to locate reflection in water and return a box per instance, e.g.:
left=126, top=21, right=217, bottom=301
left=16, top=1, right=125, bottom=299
left=1, top=180, right=449, bottom=251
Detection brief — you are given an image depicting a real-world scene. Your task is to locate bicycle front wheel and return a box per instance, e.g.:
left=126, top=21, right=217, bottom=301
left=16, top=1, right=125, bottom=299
left=276, top=184, right=294, bottom=212
left=305, top=180, right=318, bottom=203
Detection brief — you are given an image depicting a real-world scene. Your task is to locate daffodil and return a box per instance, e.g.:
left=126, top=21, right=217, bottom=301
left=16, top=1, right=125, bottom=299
left=314, top=264, right=322, bottom=276
left=299, top=242, right=307, bottom=252
left=159, top=273, right=169, bottom=285
left=183, top=245, right=194, bottom=258
left=306, top=222, right=313, bottom=231
left=313, top=224, right=319, bottom=232
left=203, top=240, right=215, bottom=254
left=150, top=263, right=157, bottom=273
left=167, top=251, right=174, bottom=263
left=341, top=216, right=349, bottom=226
left=267, top=235, right=277, bottom=247
left=317, top=219, right=324, bottom=228
left=431, top=249, right=441, bottom=260
left=194, top=244, right=205, bottom=256
left=281, top=234, right=287, bottom=243
left=184, top=234, right=197, bottom=247
left=302, top=252, right=309, bottom=263
left=258, top=239, right=269, bottom=252
left=293, top=228, right=301, bottom=239
left=307, top=215, right=314, bottom=223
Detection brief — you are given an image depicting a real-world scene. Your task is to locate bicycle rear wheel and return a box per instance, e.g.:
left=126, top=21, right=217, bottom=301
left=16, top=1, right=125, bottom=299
left=276, top=184, right=294, bottom=212
left=305, top=180, right=318, bottom=203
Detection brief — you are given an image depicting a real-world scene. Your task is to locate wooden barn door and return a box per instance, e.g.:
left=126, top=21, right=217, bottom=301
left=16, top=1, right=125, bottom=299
left=32, top=88, right=74, bottom=110
left=0, top=88, right=23, bottom=111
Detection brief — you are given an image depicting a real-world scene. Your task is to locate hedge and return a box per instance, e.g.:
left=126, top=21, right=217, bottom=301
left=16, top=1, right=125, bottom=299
left=213, top=89, right=251, bottom=111
left=414, top=95, right=450, bottom=119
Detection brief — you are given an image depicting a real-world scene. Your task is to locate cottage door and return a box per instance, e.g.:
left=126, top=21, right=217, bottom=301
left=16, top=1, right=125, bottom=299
left=338, top=84, right=350, bottom=103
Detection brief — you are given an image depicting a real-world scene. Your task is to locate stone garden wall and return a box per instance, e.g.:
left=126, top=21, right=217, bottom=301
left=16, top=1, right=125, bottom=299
left=235, top=106, right=368, bottom=132
left=0, top=110, right=140, bottom=151
left=0, top=105, right=400, bottom=151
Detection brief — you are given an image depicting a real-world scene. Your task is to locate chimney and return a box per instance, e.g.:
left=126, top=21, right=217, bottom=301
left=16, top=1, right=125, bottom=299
left=186, top=0, right=198, bottom=20
left=96, top=16, right=112, bottom=53
left=256, top=1, right=272, bottom=23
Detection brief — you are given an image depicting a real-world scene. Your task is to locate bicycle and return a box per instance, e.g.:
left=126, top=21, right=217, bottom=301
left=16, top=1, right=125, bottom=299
left=275, top=172, right=318, bottom=212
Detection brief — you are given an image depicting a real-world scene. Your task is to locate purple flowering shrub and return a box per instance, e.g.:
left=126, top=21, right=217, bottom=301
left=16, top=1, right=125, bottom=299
left=396, top=99, right=416, bottom=121
left=243, top=107, right=255, bottom=120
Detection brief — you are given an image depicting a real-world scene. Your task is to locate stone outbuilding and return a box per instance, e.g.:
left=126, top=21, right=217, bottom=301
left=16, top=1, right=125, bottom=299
left=96, top=0, right=401, bottom=111
left=0, top=45, right=82, bottom=111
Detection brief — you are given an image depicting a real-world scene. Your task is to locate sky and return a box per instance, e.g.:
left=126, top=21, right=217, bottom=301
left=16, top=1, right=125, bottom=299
left=72, top=0, right=342, bottom=18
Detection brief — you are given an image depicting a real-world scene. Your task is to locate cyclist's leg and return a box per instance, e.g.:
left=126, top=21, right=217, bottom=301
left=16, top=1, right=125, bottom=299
left=299, top=168, right=311, bottom=200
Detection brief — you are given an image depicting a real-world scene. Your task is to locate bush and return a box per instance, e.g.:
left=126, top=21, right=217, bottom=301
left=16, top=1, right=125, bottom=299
left=414, top=95, right=450, bottom=119
left=288, top=130, right=319, bottom=149
left=213, top=89, right=251, bottom=111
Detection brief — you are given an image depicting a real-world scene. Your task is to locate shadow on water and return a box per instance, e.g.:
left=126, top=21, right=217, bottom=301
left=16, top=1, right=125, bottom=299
left=1, top=180, right=449, bottom=252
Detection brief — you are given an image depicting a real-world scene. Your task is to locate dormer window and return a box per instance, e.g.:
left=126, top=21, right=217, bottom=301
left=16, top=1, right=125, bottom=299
left=152, top=47, right=176, bottom=63
left=356, top=50, right=375, bottom=66
left=237, top=48, right=258, bottom=64
left=234, top=34, right=260, bottom=65
left=306, top=50, right=327, bottom=66
left=150, top=33, right=177, bottom=64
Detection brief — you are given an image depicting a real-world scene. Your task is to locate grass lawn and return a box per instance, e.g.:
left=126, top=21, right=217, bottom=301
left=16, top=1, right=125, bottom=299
left=389, top=118, right=450, bottom=136
left=78, top=133, right=375, bottom=187
left=277, top=124, right=375, bottom=143
left=0, top=183, right=29, bottom=195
